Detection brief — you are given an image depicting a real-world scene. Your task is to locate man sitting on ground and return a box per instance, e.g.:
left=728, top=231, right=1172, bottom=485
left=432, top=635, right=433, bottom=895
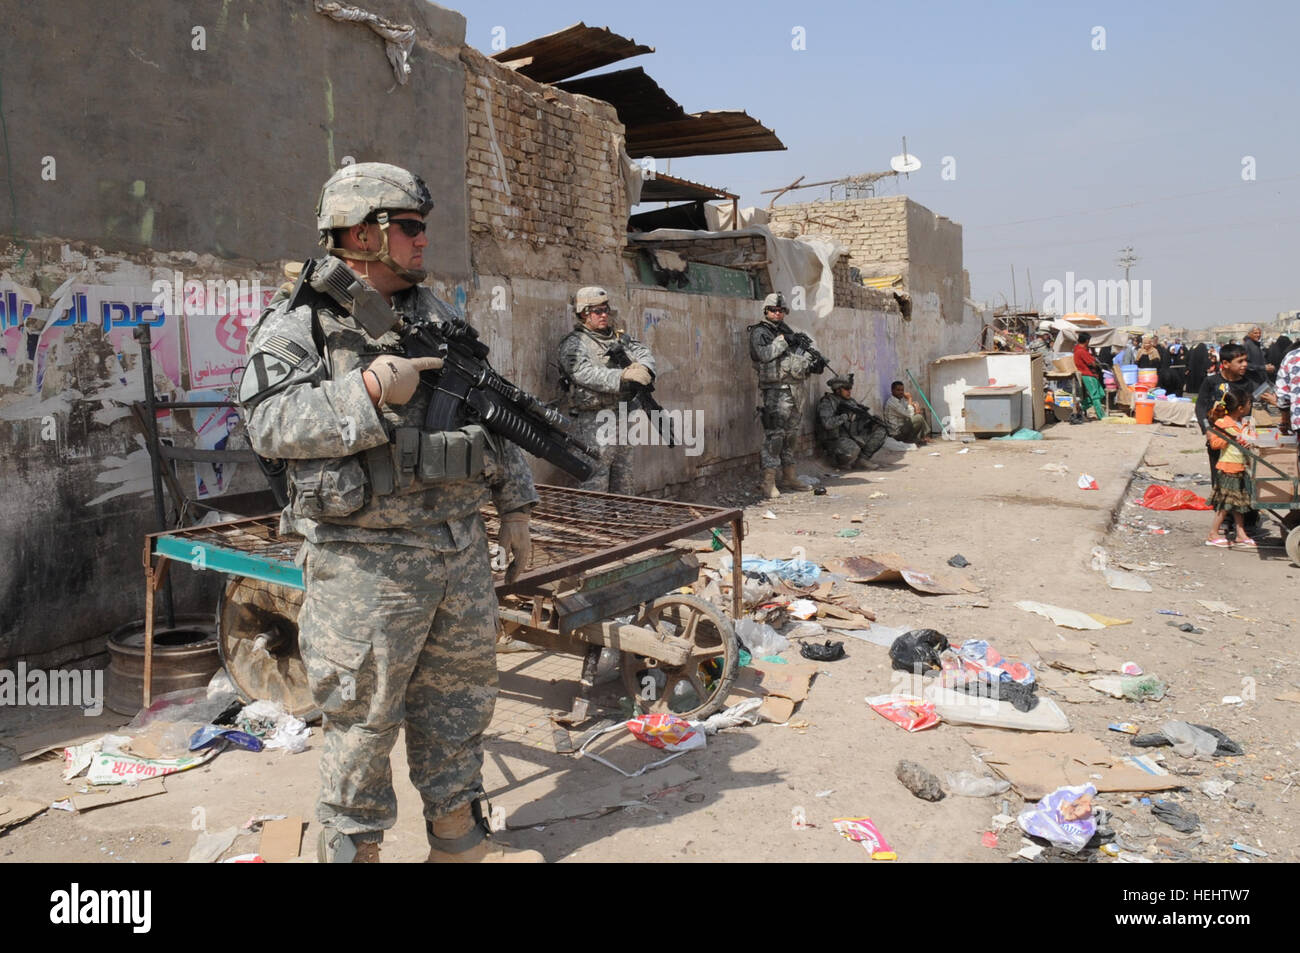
left=883, top=381, right=929, bottom=446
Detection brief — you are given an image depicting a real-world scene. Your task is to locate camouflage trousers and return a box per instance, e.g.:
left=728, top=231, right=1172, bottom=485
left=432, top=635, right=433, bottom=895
left=297, top=521, right=498, bottom=841
left=830, top=428, right=887, bottom=468
left=570, top=408, right=634, bottom=495
left=759, top=385, right=803, bottom=470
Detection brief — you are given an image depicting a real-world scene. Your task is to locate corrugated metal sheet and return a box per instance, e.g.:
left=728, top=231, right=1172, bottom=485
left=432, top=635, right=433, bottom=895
left=492, top=22, right=653, bottom=84
left=639, top=172, right=736, bottom=203
left=556, top=67, right=684, bottom=126
left=627, top=111, right=785, bottom=159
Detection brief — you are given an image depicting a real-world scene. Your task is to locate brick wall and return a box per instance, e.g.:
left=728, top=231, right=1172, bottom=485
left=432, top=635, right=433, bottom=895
left=461, top=47, right=630, bottom=287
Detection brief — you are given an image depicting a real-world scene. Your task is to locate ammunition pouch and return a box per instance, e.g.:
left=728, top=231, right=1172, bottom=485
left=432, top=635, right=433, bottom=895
left=359, top=424, right=488, bottom=498
left=288, top=456, right=368, bottom=519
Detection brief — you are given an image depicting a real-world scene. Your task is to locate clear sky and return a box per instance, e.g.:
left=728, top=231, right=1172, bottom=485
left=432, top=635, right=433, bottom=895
left=456, top=1, right=1298, bottom=330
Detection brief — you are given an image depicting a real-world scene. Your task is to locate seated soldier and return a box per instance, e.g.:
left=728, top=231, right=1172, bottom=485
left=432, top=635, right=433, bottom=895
left=816, top=373, right=887, bottom=470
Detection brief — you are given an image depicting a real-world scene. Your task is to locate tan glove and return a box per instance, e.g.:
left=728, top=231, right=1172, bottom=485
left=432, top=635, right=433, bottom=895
left=498, top=509, right=532, bottom=582
left=367, top=355, right=443, bottom=405
left=621, top=362, right=653, bottom=386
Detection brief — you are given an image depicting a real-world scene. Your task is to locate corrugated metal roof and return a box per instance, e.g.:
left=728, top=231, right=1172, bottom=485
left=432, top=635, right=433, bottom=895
left=639, top=172, right=737, bottom=203
left=626, top=110, right=785, bottom=159
left=556, top=68, right=684, bottom=126
left=491, top=22, right=653, bottom=84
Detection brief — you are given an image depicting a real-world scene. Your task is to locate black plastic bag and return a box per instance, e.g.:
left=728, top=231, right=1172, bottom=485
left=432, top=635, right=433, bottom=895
left=889, top=629, right=950, bottom=674
left=800, top=640, right=845, bottom=661
left=949, top=675, right=1039, bottom=712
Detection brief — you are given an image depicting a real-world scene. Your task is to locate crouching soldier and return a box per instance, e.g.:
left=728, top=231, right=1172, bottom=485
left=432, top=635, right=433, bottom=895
left=816, top=373, right=887, bottom=469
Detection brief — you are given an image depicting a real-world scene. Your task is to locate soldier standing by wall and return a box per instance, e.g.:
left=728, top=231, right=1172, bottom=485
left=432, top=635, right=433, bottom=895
left=557, top=286, right=656, bottom=494
left=238, top=163, right=541, bottom=863
left=748, top=292, right=823, bottom=498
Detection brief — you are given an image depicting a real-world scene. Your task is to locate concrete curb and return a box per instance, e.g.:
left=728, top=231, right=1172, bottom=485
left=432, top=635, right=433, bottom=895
left=1071, top=428, right=1156, bottom=572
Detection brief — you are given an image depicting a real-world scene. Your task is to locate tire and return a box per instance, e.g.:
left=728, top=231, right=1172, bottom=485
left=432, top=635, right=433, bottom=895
left=1287, top=527, right=1300, bottom=567
left=620, top=594, right=739, bottom=720
left=216, top=577, right=318, bottom=721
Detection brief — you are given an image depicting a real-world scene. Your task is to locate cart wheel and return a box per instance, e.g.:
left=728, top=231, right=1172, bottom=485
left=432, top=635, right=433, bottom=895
left=216, top=577, right=319, bottom=721
left=1287, top=527, right=1300, bottom=567
left=621, top=594, right=739, bottom=721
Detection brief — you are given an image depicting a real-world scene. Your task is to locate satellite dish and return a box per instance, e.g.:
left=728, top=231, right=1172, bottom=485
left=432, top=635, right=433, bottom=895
left=890, top=152, right=922, bottom=174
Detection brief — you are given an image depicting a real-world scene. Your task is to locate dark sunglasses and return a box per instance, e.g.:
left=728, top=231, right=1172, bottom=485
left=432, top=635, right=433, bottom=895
left=765, top=307, right=788, bottom=315
left=585, top=306, right=611, bottom=315
left=388, top=219, right=427, bottom=237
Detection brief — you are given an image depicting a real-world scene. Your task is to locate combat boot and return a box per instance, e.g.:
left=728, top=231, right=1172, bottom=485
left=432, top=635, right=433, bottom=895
left=761, top=468, right=779, bottom=499
left=426, top=803, right=543, bottom=863
left=317, top=827, right=381, bottom=863
left=778, top=464, right=810, bottom=492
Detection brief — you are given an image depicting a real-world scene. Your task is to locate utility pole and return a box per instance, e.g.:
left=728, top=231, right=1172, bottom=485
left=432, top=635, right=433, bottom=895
left=1116, top=246, right=1138, bottom=324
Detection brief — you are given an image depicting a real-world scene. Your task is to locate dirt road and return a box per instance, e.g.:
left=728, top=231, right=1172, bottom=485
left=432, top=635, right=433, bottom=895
left=2, top=418, right=1296, bottom=863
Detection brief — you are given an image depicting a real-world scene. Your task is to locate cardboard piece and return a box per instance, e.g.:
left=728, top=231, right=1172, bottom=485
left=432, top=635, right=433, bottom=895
left=63, top=778, right=167, bottom=813
left=823, top=553, right=981, bottom=596
left=1029, top=638, right=1099, bottom=673
left=0, top=796, right=47, bottom=832
left=1015, top=600, right=1105, bottom=630
left=506, top=764, right=700, bottom=829
left=964, top=729, right=1182, bottom=800
left=1255, top=447, right=1299, bottom=504
left=1035, top=668, right=1101, bottom=704
left=722, top=660, right=818, bottom=723
left=259, top=816, right=303, bottom=862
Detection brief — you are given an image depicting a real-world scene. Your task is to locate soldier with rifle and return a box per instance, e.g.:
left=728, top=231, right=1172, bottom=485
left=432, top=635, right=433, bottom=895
left=747, top=292, right=828, bottom=498
left=239, top=162, right=558, bottom=863
left=816, top=373, right=887, bottom=470
left=556, top=286, right=660, bottom=494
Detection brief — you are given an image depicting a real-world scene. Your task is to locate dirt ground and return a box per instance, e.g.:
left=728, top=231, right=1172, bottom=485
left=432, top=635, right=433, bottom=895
left=3, top=415, right=1297, bottom=863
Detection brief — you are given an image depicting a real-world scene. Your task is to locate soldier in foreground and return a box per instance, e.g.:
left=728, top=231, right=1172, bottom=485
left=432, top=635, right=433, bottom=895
left=556, top=286, right=657, bottom=494
left=238, top=162, right=541, bottom=863
left=748, top=292, right=825, bottom=498
left=816, top=373, right=887, bottom=470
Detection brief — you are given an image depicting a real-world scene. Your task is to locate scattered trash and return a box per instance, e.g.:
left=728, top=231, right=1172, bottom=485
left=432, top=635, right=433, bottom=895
left=735, top=618, right=790, bottom=657
left=762, top=510, right=777, bottom=520
left=945, top=771, right=1011, bottom=798
left=1089, top=675, right=1167, bottom=702
left=259, top=816, right=303, bottom=863
left=799, top=640, right=845, bottom=661
left=1151, top=800, right=1199, bottom=833
left=1109, top=723, right=1140, bottom=735
left=87, top=744, right=219, bottom=786
left=867, top=694, right=940, bottom=732
left=785, top=621, right=828, bottom=641
left=896, top=760, right=945, bottom=801
left=728, top=555, right=821, bottom=587
left=832, top=816, right=897, bottom=860
left=0, top=796, right=47, bottom=832
left=1139, top=485, right=1211, bottom=511
left=1016, top=600, right=1104, bottom=630
left=889, top=629, right=950, bottom=673
left=787, top=599, right=819, bottom=620
left=1016, top=844, right=1044, bottom=861
left=1018, top=784, right=1097, bottom=852
left=236, top=700, right=311, bottom=753
left=1197, top=600, right=1239, bottom=616
left=1121, top=662, right=1143, bottom=676
left=1156, top=609, right=1185, bottom=616
left=1168, top=621, right=1204, bottom=634
left=868, top=491, right=887, bottom=499
left=982, top=831, right=999, bottom=848
left=835, top=528, right=861, bottom=538
left=760, top=655, right=787, bottom=664
left=187, top=826, right=239, bottom=864
left=1090, top=547, right=1152, bottom=592
left=1221, top=695, right=1243, bottom=706
left=1231, top=842, right=1268, bottom=858
left=188, top=725, right=264, bottom=753
left=926, top=685, right=1069, bottom=732
left=697, top=698, right=764, bottom=735
left=993, top=428, right=1043, bottom=440
left=947, top=554, right=970, bottom=568
left=1077, top=474, right=1099, bottom=490
left=1159, top=721, right=1219, bottom=759
left=1201, top=779, right=1234, bottom=800
left=1040, top=462, right=1070, bottom=474
left=824, top=553, right=979, bottom=595
left=966, top=730, right=1181, bottom=800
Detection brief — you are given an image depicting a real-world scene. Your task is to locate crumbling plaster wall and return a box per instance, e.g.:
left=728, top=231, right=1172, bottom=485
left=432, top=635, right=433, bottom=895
left=0, top=0, right=471, bottom=666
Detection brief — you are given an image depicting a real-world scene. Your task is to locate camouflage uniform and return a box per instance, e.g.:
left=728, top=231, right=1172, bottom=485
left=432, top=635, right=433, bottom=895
left=557, top=325, right=655, bottom=495
left=748, top=320, right=815, bottom=469
left=240, top=280, right=537, bottom=845
left=816, top=386, right=887, bottom=468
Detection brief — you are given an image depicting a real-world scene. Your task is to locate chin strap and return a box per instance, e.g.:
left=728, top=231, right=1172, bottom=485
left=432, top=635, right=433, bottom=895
left=322, top=211, right=426, bottom=283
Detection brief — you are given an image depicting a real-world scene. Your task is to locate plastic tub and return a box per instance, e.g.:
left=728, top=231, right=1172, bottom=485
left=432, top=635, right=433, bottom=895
left=1135, top=399, right=1156, bottom=425
left=1137, top=368, right=1159, bottom=387
left=1120, top=364, right=1139, bottom=385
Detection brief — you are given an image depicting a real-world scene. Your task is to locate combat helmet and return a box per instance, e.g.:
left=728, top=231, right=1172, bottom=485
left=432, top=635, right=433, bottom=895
left=316, top=162, right=434, bottom=283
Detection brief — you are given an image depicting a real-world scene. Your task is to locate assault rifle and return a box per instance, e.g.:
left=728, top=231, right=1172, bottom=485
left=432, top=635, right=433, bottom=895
left=606, top=337, right=678, bottom=447
left=776, top=322, right=832, bottom=375
left=293, top=256, right=600, bottom=481
left=405, top=319, right=600, bottom=482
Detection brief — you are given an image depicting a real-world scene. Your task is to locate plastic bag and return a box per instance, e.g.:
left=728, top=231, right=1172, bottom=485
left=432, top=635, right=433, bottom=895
left=1139, top=485, right=1211, bottom=511
left=236, top=700, right=311, bottom=754
left=945, top=771, right=1011, bottom=798
left=1160, top=721, right=1219, bottom=759
left=626, top=713, right=705, bottom=751
left=992, top=428, right=1043, bottom=441
left=1077, top=474, right=1099, bottom=490
left=736, top=618, right=790, bottom=657
left=889, top=629, right=950, bottom=674
left=800, top=640, right=845, bottom=661
left=832, top=816, right=896, bottom=860
left=1018, top=784, right=1097, bottom=852
left=867, top=694, right=940, bottom=732
left=723, top=555, right=821, bottom=587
